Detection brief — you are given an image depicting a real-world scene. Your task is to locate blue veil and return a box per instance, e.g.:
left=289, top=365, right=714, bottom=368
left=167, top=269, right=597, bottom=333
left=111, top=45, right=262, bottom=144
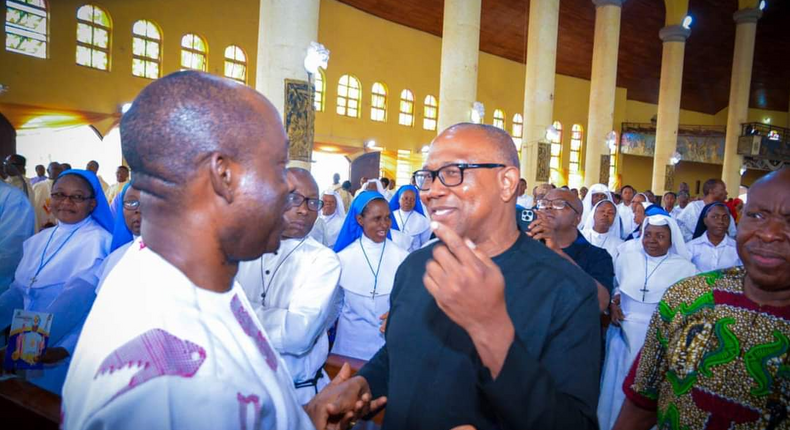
left=389, top=185, right=425, bottom=231
left=645, top=204, right=669, bottom=217
left=56, top=169, right=114, bottom=233
left=333, top=191, right=395, bottom=253
left=110, top=182, right=135, bottom=251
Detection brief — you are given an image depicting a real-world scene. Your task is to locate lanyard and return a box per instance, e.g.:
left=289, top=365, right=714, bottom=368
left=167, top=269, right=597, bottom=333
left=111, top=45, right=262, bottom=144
left=30, top=223, right=85, bottom=287
left=259, top=237, right=307, bottom=304
left=641, top=254, right=670, bottom=301
left=397, top=210, right=414, bottom=231
left=360, top=236, right=386, bottom=299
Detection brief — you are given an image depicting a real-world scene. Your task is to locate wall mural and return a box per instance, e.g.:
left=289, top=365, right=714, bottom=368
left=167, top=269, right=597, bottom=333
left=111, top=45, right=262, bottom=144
left=620, top=131, right=726, bottom=165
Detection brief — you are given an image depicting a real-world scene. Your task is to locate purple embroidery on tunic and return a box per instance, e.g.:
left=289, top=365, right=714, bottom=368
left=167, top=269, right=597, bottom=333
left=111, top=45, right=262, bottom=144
left=237, top=392, right=262, bottom=430
left=230, top=294, right=278, bottom=371
left=94, top=328, right=206, bottom=402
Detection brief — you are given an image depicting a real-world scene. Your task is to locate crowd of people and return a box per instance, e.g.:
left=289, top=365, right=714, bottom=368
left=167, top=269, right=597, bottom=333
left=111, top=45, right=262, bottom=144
left=0, top=71, right=787, bottom=430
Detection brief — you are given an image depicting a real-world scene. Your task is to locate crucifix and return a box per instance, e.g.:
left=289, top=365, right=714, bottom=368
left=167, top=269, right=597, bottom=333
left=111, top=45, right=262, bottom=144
left=640, top=283, right=650, bottom=302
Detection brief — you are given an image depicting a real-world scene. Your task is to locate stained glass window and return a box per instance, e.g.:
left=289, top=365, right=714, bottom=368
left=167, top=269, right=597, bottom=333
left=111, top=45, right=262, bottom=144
left=512, top=113, right=523, bottom=146
left=313, top=68, right=325, bottom=112
left=550, top=121, right=563, bottom=184
left=337, top=75, right=361, bottom=118
left=5, top=0, right=48, bottom=58
left=181, top=33, right=207, bottom=71
left=370, top=82, right=387, bottom=122
left=398, top=89, right=414, bottom=127
left=224, top=45, right=246, bottom=84
left=493, top=109, right=505, bottom=129
left=609, top=132, right=618, bottom=190
left=569, top=124, right=584, bottom=189
left=132, top=20, right=161, bottom=79
left=76, top=4, right=111, bottom=70
left=423, top=95, right=438, bottom=131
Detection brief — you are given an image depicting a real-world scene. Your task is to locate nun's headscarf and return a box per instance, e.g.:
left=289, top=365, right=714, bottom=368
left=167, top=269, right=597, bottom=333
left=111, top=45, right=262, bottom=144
left=579, top=183, right=613, bottom=228
left=389, top=185, right=425, bottom=229
left=56, top=169, right=113, bottom=233
left=581, top=200, right=622, bottom=242
left=333, top=191, right=395, bottom=253
left=645, top=204, right=669, bottom=217
left=110, top=182, right=135, bottom=251
left=362, top=179, right=387, bottom=195
left=692, top=202, right=729, bottom=240
left=640, top=214, right=690, bottom=260
left=319, top=189, right=346, bottom=219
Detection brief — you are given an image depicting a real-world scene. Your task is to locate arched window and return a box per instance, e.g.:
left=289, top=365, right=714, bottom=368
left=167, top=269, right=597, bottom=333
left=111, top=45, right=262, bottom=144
left=609, top=132, right=618, bottom=190
left=423, top=95, right=438, bottom=131
left=181, top=33, right=207, bottom=71
left=5, top=0, right=48, bottom=58
left=224, top=45, right=247, bottom=84
left=493, top=109, right=505, bottom=130
left=569, top=124, right=584, bottom=188
left=512, top=113, right=523, bottom=146
left=132, top=20, right=161, bottom=79
left=76, top=4, right=111, bottom=70
left=313, top=68, right=325, bottom=112
left=550, top=121, right=563, bottom=183
left=336, top=75, right=361, bottom=118
left=398, top=89, right=414, bottom=127
left=370, top=82, right=387, bottom=122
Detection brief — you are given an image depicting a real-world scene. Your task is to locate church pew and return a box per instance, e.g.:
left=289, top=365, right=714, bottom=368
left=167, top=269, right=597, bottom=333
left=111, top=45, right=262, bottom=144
left=0, top=378, right=60, bottom=429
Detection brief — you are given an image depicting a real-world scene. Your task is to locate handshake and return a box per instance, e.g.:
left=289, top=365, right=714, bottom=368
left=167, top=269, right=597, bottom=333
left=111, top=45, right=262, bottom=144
left=304, top=363, right=386, bottom=430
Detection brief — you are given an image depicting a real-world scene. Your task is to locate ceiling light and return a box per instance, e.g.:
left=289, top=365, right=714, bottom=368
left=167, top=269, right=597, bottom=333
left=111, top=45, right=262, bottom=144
left=759, top=1, right=766, bottom=10
left=304, top=41, right=329, bottom=75
left=366, top=140, right=376, bottom=148
left=669, top=151, right=682, bottom=166
left=682, top=16, right=693, bottom=29
left=121, top=103, right=132, bottom=114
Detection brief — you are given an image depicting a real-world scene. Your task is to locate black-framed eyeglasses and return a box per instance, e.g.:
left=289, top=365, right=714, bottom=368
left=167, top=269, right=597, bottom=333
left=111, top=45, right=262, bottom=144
left=536, top=198, right=580, bottom=214
left=123, top=200, right=140, bottom=210
left=412, top=163, right=506, bottom=191
left=51, top=192, right=94, bottom=204
left=287, top=192, right=324, bottom=212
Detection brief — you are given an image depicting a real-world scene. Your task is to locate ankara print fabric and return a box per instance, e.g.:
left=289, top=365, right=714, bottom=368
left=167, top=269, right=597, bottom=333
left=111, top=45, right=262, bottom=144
left=624, top=267, right=790, bottom=430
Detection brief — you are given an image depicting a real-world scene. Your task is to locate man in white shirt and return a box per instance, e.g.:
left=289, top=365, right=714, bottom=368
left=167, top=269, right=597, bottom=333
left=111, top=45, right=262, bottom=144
left=516, top=178, right=534, bottom=208
left=676, top=179, right=736, bottom=242
left=237, top=167, right=342, bottom=405
left=670, top=191, right=689, bottom=218
left=616, top=185, right=636, bottom=230
left=63, top=71, right=382, bottom=430
left=686, top=203, right=741, bottom=273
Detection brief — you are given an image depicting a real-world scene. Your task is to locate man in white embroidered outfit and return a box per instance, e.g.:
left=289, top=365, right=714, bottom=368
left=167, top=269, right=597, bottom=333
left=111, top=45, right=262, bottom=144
left=237, top=167, right=342, bottom=405
left=63, top=71, right=383, bottom=430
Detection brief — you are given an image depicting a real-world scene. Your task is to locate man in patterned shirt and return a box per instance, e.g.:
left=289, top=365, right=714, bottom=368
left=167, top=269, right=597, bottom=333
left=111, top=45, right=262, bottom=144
left=613, top=168, right=790, bottom=430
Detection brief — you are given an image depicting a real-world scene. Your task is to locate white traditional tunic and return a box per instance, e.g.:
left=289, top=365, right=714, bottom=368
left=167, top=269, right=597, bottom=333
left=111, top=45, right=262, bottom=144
left=32, top=179, right=56, bottom=232
left=676, top=200, right=737, bottom=242
left=0, top=216, right=111, bottom=393
left=236, top=236, right=341, bottom=405
left=597, top=216, right=697, bottom=430
left=0, top=181, right=35, bottom=291
left=332, top=235, right=408, bottom=360
left=63, top=238, right=312, bottom=430
left=392, top=209, right=431, bottom=253
left=616, top=202, right=634, bottom=240
left=686, top=232, right=742, bottom=273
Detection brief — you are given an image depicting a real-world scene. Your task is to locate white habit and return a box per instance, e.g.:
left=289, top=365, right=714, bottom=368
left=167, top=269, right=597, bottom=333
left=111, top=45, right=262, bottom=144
left=580, top=200, right=623, bottom=262
left=392, top=209, right=432, bottom=253
left=236, top=236, right=341, bottom=405
left=63, top=238, right=312, bottom=430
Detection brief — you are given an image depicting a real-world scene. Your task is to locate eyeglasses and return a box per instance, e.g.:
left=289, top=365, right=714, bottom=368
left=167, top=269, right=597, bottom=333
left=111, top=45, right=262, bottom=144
left=412, top=163, right=506, bottom=191
left=287, top=192, right=324, bottom=212
left=51, top=192, right=94, bottom=204
left=537, top=199, right=580, bottom=214
left=123, top=200, right=140, bottom=210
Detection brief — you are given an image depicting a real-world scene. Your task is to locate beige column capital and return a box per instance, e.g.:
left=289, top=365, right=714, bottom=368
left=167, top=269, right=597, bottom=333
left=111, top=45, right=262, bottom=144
left=733, top=8, right=762, bottom=24
left=659, top=25, right=691, bottom=42
left=592, top=0, right=625, bottom=7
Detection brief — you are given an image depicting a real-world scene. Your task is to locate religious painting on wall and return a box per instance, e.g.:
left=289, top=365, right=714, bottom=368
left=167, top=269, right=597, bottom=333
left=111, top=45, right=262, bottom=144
left=599, top=154, right=611, bottom=185
left=284, top=79, right=315, bottom=163
left=620, top=131, right=726, bottom=165
left=536, top=142, right=551, bottom=182
left=3, top=309, right=53, bottom=371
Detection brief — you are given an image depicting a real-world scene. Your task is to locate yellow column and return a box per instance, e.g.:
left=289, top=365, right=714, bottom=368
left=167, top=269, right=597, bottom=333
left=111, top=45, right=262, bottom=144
left=651, top=24, right=690, bottom=194
left=256, top=0, right=320, bottom=170
left=584, top=0, right=624, bottom=187
left=722, top=6, right=762, bottom=194
left=437, top=0, right=482, bottom=133
left=521, top=0, right=560, bottom=183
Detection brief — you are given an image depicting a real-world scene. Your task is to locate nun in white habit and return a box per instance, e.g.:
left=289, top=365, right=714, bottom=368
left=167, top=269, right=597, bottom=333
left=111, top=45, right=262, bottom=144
left=0, top=170, right=113, bottom=394
left=580, top=199, right=623, bottom=262
left=389, top=185, right=432, bottom=252
left=309, top=189, right=346, bottom=248
left=578, top=183, right=613, bottom=229
left=597, top=214, right=697, bottom=430
left=362, top=179, right=389, bottom=199
left=331, top=191, right=408, bottom=360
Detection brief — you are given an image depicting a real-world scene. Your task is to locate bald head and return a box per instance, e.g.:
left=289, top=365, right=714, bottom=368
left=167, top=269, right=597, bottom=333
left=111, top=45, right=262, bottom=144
left=121, top=70, right=283, bottom=200
left=283, top=167, right=320, bottom=239
left=436, top=123, right=519, bottom=167
left=286, top=167, right=318, bottom=195
left=547, top=188, right=583, bottom=214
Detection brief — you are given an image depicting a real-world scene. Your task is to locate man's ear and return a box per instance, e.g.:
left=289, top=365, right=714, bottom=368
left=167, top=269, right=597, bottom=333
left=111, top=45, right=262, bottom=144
left=209, top=153, right=234, bottom=204
left=500, top=166, right=520, bottom=203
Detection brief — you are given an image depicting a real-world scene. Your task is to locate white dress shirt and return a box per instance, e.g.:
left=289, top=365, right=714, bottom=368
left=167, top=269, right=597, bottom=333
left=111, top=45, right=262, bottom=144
left=686, top=232, right=742, bottom=273
left=676, top=200, right=737, bottom=242
left=236, top=236, right=341, bottom=404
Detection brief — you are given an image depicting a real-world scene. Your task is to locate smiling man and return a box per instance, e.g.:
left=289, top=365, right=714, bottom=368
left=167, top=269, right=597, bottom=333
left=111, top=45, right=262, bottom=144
left=334, top=123, right=602, bottom=429
left=613, top=168, right=790, bottom=430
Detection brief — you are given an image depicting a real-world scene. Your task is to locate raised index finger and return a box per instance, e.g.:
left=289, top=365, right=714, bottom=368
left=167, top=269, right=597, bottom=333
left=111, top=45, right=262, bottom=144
left=431, top=221, right=480, bottom=266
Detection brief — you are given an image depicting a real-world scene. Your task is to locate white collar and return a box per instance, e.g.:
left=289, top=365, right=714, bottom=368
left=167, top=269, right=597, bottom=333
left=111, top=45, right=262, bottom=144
left=702, top=232, right=733, bottom=248
left=360, top=234, right=385, bottom=249
left=57, top=216, right=92, bottom=232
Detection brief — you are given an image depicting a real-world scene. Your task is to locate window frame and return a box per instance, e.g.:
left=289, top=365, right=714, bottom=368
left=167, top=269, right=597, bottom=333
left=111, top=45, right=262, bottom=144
left=75, top=4, right=112, bottom=71
left=336, top=74, right=361, bottom=118
left=313, top=68, right=325, bottom=112
left=568, top=124, right=584, bottom=189
left=550, top=121, right=563, bottom=183
left=5, top=0, right=49, bottom=58
left=398, top=89, right=415, bottom=127
left=131, top=19, right=161, bottom=80
left=224, top=44, right=247, bottom=84
left=180, top=33, right=208, bottom=71
left=370, top=82, right=387, bottom=122
left=423, top=95, right=438, bottom=131
left=492, top=109, right=506, bottom=130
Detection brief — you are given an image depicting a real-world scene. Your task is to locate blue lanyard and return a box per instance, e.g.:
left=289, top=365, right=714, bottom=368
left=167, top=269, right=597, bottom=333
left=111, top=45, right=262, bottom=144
left=30, top=223, right=85, bottom=287
left=359, top=237, right=386, bottom=299
left=397, top=210, right=414, bottom=231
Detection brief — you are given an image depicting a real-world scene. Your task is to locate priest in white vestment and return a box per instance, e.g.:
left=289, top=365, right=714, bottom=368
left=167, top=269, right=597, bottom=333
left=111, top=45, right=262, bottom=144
left=0, top=170, right=113, bottom=394
left=237, top=168, right=342, bottom=405
left=580, top=199, right=623, bottom=262
left=0, top=181, right=35, bottom=292
left=389, top=185, right=431, bottom=252
left=309, top=190, right=346, bottom=248
left=332, top=191, right=408, bottom=360
left=578, top=183, right=613, bottom=229
left=597, top=214, right=697, bottom=430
